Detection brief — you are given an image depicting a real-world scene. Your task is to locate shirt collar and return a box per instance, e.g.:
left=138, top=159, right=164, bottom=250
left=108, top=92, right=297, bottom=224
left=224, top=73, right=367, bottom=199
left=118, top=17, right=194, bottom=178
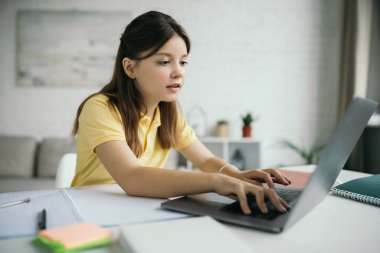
left=140, top=107, right=161, bottom=128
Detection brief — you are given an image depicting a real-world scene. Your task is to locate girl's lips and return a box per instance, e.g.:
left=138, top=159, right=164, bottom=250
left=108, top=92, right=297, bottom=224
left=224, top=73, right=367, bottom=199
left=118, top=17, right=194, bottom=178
left=166, top=83, right=181, bottom=88
left=166, top=84, right=181, bottom=92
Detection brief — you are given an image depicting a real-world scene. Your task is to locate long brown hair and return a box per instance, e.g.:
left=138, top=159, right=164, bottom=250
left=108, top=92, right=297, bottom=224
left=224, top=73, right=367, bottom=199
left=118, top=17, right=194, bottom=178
left=72, top=11, right=191, bottom=157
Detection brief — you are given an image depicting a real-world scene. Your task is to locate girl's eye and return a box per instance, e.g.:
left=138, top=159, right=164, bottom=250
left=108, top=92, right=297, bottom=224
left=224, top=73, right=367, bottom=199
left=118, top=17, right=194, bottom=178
left=158, top=61, right=170, bottom=66
left=180, top=61, right=188, bottom=66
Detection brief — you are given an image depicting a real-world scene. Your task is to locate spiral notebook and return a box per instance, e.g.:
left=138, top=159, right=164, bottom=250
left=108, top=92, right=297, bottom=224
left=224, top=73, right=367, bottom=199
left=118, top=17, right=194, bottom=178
left=331, top=174, right=380, bottom=206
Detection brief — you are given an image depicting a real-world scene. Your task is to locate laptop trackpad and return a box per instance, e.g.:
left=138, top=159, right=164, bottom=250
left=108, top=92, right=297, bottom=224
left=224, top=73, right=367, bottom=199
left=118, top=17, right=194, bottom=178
left=188, top=192, right=236, bottom=205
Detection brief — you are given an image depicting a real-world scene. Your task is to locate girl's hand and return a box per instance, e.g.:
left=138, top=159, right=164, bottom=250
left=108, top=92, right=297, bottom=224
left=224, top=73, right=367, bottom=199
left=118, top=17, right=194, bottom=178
left=212, top=174, right=290, bottom=215
left=230, top=168, right=292, bottom=189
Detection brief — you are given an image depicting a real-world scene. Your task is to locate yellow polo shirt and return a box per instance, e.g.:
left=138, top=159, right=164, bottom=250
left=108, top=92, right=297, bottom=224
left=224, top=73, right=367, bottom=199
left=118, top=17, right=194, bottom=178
left=71, top=94, right=196, bottom=187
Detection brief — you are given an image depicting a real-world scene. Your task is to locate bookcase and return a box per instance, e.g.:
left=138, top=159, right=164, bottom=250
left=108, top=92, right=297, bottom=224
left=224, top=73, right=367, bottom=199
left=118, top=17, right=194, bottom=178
left=175, top=137, right=260, bottom=171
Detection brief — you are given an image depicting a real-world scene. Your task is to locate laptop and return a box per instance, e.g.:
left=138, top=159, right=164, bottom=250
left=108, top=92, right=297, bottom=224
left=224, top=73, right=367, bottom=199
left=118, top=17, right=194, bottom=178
left=161, top=97, right=377, bottom=233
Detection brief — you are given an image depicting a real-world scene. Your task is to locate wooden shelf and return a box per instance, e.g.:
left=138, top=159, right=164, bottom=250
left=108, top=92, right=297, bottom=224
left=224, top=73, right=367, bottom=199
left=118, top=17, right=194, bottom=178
left=182, top=137, right=260, bottom=170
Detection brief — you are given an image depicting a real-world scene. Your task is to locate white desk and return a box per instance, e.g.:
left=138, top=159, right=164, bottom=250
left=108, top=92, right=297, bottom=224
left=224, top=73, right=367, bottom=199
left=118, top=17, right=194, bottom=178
left=227, top=168, right=379, bottom=253
left=0, top=167, right=379, bottom=253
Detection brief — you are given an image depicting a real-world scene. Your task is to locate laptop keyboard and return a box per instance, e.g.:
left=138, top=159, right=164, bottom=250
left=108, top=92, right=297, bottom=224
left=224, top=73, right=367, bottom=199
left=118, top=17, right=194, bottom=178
left=220, top=188, right=302, bottom=220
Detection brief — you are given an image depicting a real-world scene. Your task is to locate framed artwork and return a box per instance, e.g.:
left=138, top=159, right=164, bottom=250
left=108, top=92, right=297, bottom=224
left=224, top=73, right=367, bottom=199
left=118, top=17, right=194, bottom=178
left=17, top=10, right=131, bottom=87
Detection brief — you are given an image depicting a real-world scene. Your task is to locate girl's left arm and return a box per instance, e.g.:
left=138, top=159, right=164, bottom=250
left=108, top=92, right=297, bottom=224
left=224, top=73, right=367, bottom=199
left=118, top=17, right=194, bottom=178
left=180, top=140, right=291, bottom=188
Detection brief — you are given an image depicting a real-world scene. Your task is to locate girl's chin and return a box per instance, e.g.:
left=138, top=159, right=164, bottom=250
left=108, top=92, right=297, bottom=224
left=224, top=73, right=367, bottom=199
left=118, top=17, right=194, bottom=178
left=161, top=98, right=178, bottom=103
left=162, top=95, right=179, bottom=102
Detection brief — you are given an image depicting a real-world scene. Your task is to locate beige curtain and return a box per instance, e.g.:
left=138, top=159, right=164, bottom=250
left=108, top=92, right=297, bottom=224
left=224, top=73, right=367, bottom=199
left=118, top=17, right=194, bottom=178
left=338, top=0, right=373, bottom=172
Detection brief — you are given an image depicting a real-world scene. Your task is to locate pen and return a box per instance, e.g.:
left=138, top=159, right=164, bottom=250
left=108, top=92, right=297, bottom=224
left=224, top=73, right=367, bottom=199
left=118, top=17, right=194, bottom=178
left=38, top=209, right=47, bottom=230
left=0, top=198, right=31, bottom=208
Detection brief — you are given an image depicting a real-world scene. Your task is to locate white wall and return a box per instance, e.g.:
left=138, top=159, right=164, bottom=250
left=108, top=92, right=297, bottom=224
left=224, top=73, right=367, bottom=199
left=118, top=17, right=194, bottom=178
left=368, top=1, right=380, bottom=107
left=0, top=0, right=343, bottom=167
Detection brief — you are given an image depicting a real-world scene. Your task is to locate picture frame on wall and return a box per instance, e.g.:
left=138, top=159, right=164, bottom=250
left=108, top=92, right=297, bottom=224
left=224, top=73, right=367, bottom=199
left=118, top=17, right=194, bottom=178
left=16, top=10, right=131, bottom=87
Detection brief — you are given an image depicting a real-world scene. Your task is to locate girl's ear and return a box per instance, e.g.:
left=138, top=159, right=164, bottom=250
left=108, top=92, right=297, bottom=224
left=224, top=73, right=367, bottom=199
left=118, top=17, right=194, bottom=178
left=122, top=57, right=136, bottom=79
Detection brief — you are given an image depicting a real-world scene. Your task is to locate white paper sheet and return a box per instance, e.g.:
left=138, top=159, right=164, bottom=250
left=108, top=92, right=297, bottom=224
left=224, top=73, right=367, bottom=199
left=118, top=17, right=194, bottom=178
left=66, top=184, right=189, bottom=227
left=0, top=189, right=83, bottom=238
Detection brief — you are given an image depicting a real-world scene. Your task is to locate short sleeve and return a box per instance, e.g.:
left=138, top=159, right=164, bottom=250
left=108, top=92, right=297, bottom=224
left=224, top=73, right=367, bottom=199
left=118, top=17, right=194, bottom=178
left=174, top=112, right=197, bottom=150
left=78, top=95, right=126, bottom=152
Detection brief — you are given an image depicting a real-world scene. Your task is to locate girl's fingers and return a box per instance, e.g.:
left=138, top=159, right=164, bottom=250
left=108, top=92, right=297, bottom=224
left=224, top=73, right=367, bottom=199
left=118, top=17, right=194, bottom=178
left=236, top=185, right=267, bottom=214
left=221, top=174, right=289, bottom=215
left=243, top=178, right=263, bottom=187
left=240, top=168, right=292, bottom=188
left=236, top=190, right=251, bottom=215
left=253, top=188, right=268, bottom=213
left=263, top=168, right=291, bottom=185
left=265, top=189, right=288, bottom=212
left=279, top=197, right=291, bottom=209
left=283, top=175, right=292, bottom=185
left=248, top=170, right=275, bottom=189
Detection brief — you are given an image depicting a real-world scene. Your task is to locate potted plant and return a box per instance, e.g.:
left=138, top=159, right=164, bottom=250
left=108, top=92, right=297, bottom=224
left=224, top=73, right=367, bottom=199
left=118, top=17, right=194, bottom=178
left=216, top=120, right=229, bottom=137
left=241, top=113, right=256, bottom=138
left=280, top=139, right=325, bottom=164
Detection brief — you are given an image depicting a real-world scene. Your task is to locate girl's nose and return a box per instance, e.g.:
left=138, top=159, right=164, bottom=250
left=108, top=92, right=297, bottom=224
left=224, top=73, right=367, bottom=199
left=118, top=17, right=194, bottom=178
left=171, top=64, right=184, bottom=79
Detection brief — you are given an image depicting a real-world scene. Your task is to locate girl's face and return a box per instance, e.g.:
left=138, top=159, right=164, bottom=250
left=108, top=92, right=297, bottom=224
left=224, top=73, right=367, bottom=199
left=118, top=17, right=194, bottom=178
left=132, top=35, right=188, bottom=109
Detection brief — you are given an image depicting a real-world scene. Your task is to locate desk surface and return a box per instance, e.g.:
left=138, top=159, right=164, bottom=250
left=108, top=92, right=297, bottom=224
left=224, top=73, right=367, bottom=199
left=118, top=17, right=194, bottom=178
left=0, top=167, right=379, bottom=253
left=227, top=169, right=379, bottom=253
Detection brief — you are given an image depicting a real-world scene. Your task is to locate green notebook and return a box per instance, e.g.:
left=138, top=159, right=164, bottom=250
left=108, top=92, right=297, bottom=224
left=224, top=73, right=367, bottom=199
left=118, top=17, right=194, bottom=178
left=331, top=174, right=380, bottom=207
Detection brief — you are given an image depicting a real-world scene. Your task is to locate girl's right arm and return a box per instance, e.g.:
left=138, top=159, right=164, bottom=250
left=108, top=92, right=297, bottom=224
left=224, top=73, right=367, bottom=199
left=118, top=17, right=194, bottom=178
left=96, top=140, right=289, bottom=214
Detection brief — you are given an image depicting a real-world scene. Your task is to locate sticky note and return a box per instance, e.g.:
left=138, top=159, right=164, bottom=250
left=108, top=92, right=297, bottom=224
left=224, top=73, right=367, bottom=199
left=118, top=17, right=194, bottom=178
left=36, top=222, right=112, bottom=252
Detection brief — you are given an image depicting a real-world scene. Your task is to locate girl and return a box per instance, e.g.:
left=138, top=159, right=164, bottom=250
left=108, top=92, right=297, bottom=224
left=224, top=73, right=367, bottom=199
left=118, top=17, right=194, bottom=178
left=71, top=11, right=290, bottom=215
